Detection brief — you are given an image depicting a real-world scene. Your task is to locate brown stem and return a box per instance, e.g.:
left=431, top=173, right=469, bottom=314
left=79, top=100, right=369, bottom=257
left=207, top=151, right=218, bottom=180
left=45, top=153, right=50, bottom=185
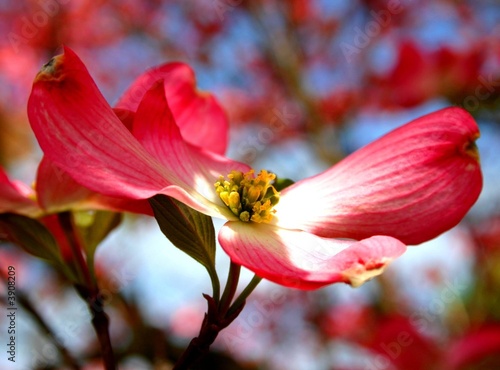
left=172, top=319, right=219, bottom=369
left=173, top=294, right=244, bottom=370
left=59, top=213, right=116, bottom=369
left=57, top=212, right=93, bottom=288
left=90, top=303, right=116, bottom=370
left=173, top=263, right=245, bottom=369
left=76, top=286, right=117, bottom=370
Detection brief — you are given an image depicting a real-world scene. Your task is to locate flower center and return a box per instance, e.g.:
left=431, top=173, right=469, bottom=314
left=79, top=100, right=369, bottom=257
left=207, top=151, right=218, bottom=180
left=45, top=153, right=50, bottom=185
left=215, top=169, right=280, bottom=223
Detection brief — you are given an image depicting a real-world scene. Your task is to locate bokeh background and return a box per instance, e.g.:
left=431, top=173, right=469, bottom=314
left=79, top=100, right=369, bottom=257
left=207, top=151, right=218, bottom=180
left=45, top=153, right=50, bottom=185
left=1, top=0, right=500, bottom=369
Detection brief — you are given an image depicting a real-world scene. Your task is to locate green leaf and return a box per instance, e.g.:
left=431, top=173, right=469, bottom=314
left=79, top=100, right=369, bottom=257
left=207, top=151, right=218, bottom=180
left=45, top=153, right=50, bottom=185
left=274, top=176, right=295, bottom=192
left=73, top=210, right=122, bottom=262
left=0, top=213, right=63, bottom=263
left=149, top=195, right=217, bottom=278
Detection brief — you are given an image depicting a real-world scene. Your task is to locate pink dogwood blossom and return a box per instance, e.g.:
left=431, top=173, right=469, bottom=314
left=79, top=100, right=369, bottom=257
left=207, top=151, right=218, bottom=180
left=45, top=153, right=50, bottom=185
left=27, top=47, right=482, bottom=289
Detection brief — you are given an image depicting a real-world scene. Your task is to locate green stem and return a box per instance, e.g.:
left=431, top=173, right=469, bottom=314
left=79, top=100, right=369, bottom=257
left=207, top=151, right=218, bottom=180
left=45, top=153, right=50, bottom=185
left=207, top=265, right=221, bottom=305
left=218, top=262, right=241, bottom=315
left=227, top=275, right=262, bottom=317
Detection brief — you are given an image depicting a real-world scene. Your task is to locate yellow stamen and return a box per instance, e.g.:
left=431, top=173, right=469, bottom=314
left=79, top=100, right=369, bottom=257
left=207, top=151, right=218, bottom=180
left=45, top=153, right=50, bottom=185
left=214, top=169, right=280, bottom=223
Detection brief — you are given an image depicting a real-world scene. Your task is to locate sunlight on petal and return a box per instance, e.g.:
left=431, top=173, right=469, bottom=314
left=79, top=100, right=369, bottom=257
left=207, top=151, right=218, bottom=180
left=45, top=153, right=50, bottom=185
left=274, top=107, right=482, bottom=245
left=219, top=222, right=406, bottom=289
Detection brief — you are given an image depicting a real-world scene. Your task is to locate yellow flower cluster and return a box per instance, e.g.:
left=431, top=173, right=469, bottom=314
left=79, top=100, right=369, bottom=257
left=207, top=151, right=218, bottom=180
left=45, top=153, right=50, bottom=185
left=215, top=169, right=280, bottom=223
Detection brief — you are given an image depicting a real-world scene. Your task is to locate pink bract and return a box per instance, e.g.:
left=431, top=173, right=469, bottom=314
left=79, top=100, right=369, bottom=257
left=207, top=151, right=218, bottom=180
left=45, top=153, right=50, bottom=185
left=27, top=47, right=482, bottom=289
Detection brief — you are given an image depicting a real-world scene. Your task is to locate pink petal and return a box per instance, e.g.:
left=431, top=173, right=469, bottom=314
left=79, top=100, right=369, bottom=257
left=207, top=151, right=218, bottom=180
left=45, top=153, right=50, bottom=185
left=131, top=75, right=250, bottom=206
left=28, top=47, right=247, bottom=219
left=0, top=166, right=39, bottom=216
left=219, top=222, right=406, bottom=290
left=29, top=47, right=169, bottom=198
left=115, top=62, right=228, bottom=154
left=275, top=107, right=482, bottom=245
left=365, top=316, right=441, bottom=370
left=36, top=157, right=152, bottom=215
left=113, top=108, right=135, bottom=131
left=36, top=157, right=96, bottom=212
